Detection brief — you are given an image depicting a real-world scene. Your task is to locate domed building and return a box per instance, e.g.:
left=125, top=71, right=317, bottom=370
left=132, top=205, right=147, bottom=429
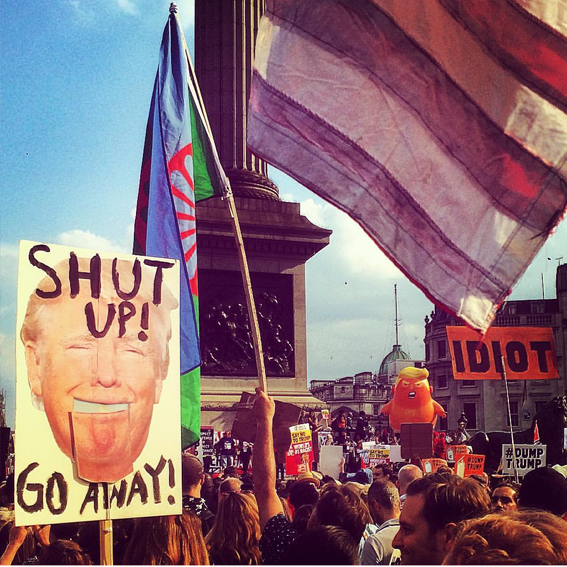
left=310, top=345, right=424, bottom=431
left=377, top=344, right=415, bottom=386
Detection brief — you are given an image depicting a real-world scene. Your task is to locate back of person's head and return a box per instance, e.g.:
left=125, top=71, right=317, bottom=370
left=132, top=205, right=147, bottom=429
left=223, top=465, right=238, bottom=478
left=445, top=509, right=567, bottom=564
left=289, top=481, right=319, bottom=510
left=123, top=512, right=209, bottom=565
left=182, top=454, right=204, bottom=492
left=519, top=466, right=567, bottom=516
left=373, top=464, right=392, bottom=479
left=307, top=482, right=371, bottom=541
left=283, top=526, right=359, bottom=565
left=320, top=475, right=337, bottom=487
left=426, top=465, right=455, bottom=482
left=39, top=539, right=92, bottom=565
left=292, top=504, right=315, bottom=534
left=406, top=475, right=490, bottom=533
left=205, top=491, right=260, bottom=565
left=368, top=479, right=400, bottom=511
left=397, top=464, right=423, bottom=494
left=219, top=477, right=243, bottom=495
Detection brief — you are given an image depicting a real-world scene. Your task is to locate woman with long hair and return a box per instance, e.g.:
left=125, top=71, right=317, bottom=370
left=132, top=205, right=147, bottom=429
left=205, top=491, right=261, bottom=565
left=122, top=512, right=209, bottom=565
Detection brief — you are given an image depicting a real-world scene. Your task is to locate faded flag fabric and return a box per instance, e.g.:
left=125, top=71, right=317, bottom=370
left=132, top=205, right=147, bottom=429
left=247, top=0, right=567, bottom=332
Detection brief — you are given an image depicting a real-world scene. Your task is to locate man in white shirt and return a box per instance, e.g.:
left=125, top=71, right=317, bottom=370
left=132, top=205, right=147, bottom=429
left=361, top=480, right=401, bottom=565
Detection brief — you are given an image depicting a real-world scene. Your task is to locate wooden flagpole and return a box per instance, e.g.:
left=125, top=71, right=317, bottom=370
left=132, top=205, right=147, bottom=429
left=99, top=485, right=113, bottom=565
left=501, top=356, right=520, bottom=483
left=177, top=7, right=268, bottom=393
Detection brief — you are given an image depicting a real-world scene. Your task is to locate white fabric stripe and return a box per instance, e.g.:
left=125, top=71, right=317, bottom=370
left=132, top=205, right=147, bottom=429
left=515, top=0, right=567, bottom=38
left=248, top=79, right=510, bottom=330
left=254, top=14, right=543, bottom=273
left=374, top=0, right=567, bottom=178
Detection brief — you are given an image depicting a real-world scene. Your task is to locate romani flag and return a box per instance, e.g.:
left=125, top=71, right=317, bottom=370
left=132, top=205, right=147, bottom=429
left=248, top=0, right=567, bottom=334
left=134, top=6, right=227, bottom=446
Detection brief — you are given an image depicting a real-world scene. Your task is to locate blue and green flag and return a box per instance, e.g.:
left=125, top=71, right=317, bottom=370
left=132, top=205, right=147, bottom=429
left=134, top=8, right=226, bottom=446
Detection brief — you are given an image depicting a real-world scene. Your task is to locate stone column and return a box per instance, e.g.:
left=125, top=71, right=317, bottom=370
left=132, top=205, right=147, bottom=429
left=195, top=0, right=279, bottom=199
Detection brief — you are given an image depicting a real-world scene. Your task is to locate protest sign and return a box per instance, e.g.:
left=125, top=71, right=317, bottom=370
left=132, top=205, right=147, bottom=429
left=319, top=445, right=343, bottom=479
left=15, top=241, right=182, bottom=526
left=389, top=445, right=403, bottom=463
left=447, top=326, right=558, bottom=380
left=359, top=441, right=376, bottom=468
left=321, top=409, right=330, bottom=423
left=501, top=444, right=546, bottom=476
left=422, top=458, right=448, bottom=474
left=286, top=424, right=313, bottom=475
left=200, top=427, right=214, bottom=457
left=368, top=445, right=390, bottom=466
left=318, top=430, right=333, bottom=450
left=455, top=454, right=485, bottom=478
left=446, top=445, right=469, bottom=463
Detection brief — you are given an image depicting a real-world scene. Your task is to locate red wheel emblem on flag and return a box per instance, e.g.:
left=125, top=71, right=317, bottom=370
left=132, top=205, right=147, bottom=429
left=168, top=143, right=198, bottom=296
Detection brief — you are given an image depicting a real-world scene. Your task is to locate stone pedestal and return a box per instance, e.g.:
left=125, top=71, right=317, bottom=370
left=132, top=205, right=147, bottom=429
left=197, top=197, right=331, bottom=430
left=195, top=0, right=331, bottom=430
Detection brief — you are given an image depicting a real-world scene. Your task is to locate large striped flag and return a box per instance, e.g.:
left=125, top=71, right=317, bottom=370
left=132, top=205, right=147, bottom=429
left=134, top=7, right=226, bottom=446
left=248, top=0, right=567, bottom=333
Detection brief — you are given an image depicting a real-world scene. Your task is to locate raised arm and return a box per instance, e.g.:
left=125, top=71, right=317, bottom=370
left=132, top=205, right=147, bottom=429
left=252, top=387, right=284, bottom=529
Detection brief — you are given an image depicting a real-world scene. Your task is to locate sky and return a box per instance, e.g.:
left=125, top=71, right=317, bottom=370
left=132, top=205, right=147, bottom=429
left=1, top=0, right=566, bottom=428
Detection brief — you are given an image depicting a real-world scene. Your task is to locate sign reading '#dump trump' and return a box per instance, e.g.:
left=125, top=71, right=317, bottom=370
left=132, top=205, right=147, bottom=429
left=15, top=241, right=182, bottom=526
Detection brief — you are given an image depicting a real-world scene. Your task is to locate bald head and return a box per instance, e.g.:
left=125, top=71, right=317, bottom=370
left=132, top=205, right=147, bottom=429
left=397, top=464, right=423, bottom=495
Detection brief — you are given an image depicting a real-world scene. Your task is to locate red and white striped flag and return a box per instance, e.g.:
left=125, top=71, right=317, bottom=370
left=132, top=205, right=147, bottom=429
left=248, top=0, right=567, bottom=332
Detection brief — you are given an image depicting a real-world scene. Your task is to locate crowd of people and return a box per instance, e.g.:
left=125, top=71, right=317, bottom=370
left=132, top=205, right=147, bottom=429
left=1, top=389, right=567, bottom=564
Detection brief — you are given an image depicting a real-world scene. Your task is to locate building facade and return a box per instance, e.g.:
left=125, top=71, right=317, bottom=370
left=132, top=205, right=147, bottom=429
left=309, top=345, right=424, bottom=429
left=424, top=263, right=567, bottom=435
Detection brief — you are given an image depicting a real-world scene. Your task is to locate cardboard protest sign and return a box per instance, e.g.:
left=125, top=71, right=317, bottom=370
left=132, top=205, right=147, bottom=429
left=368, top=445, right=390, bottom=466
left=359, top=441, right=376, bottom=468
left=15, top=241, right=182, bottom=526
left=446, top=445, right=469, bottom=464
left=200, top=427, right=214, bottom=457
left=389, top=445, right=404, bottom=463
left=286, top=424, right=313, bottom=475
left=319, top=445, right=343, bottom=479
left=455, top=454, right=485, bottom=478
left=447, top=326, right=558, bottom=380
left=422, top=458, right=448, bottom=474
left=501, top=444, right=546, bottom=476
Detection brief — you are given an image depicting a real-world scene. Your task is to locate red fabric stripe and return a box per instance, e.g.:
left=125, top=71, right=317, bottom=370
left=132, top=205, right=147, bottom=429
left=184, top=242, right=197, bottom=263
left=443, top=0, right=567, bottom=107
left=176, top=212, right=196, bottom=221
left=172, top=186, right=195, bottom=208
left=180, top=228, right=196, bottom=239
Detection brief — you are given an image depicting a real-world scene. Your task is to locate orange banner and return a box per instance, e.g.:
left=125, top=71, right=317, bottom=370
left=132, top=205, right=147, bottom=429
left=447, top=326, right=558, bottom=380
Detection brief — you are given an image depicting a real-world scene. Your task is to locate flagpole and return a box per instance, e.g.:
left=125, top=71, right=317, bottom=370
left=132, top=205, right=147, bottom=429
left=175, top=6, right=268, bottom=393
left=99, top=485, right=113, bottom=565
left=501, top=356, right=520, bottom=483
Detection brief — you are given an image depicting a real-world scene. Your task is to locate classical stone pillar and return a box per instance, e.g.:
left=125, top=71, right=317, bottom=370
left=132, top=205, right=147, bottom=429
left=194, top=1, right=331, bottom=432
left=195, top=0, right=279, bottom=199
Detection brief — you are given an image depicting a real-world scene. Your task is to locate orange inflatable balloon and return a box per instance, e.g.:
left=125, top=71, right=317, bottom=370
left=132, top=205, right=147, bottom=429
left=380, top=367, right=446, bottom=432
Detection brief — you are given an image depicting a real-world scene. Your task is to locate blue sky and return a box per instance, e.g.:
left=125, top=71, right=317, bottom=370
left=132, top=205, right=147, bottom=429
left=1, top=0, right=565, bottom=427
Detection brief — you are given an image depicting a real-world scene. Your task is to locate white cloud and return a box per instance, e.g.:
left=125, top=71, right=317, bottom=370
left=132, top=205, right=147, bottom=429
left=114, top=0, right=138, bottom=14
left=56, top=230, right=128, bottom=253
